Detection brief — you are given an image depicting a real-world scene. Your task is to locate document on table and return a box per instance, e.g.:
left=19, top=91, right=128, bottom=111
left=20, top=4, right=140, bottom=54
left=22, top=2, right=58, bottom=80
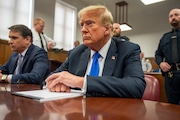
left=11, top=89, right=83, bottom=102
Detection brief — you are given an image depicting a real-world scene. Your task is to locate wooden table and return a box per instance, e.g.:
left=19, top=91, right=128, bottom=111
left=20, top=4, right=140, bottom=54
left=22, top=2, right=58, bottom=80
left=0, top=83, right=180, bottom=120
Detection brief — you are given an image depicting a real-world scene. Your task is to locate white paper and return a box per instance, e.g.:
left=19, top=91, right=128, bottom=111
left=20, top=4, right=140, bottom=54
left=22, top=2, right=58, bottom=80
left=12, top=89, right=83, bottom=102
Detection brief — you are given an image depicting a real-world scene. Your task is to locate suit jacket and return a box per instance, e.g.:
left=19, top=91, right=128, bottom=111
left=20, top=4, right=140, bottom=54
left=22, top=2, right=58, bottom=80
left=53, top=37, right=146, bottom=98
left=113, top=35, right=129, bottom=41
left=0, top=44, right=50, bottom=84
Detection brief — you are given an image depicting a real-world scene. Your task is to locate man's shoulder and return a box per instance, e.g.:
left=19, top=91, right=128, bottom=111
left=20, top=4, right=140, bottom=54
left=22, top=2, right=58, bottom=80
left=27, top=44, right=47, bottom=55
left=68, top=44, right=89, bottom=58
left=120, top=36, right=129, bottom=41
left=31, top=28, right=39, bottom=38
left=112, top=37, right=138, bottom=46
left=31, top=28, right=36, bottom=34
left=71, top=44, right=88, bottom=52
left=162, top=30, right=173, bottom=37
left=10, top=52, right=18, bottom=57
left=113, top=36, right=129, bottom=41
left=111, top=37, right=140, bottom=53
left=160, top=31, right=173, bottom=43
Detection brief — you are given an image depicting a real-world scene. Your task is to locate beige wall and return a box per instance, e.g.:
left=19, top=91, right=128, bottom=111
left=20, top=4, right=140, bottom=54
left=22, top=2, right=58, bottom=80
left=34, top=0, right=179, bottom=57
left=34, top=0, right=55, bottom=39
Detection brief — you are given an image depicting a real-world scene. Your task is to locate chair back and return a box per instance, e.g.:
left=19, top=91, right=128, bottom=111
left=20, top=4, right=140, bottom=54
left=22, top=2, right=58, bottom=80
left=142, top=75, right=160, bottom=101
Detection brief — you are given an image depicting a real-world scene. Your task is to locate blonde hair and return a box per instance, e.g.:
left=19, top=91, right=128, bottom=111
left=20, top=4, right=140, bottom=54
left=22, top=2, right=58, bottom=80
left=34, top=17, right=45, bottom=25
left=78, top=5, right=113, bottom=28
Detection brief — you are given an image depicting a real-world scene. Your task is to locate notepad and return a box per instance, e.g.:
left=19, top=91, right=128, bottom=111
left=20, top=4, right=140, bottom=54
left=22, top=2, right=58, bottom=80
left=12, top=89, right=83, bottom=102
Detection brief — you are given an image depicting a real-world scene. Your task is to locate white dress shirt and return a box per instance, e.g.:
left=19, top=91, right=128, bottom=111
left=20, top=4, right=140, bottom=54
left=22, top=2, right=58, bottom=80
left=82, top=39, right=111, bottom=94
left=31, top=28, right=55, bottom=51
left=8, top=48, right=28, bottom=83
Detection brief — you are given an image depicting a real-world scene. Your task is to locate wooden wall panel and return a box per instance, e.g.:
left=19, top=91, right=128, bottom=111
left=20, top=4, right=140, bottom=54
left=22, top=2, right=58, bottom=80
left=48, top=50, right=68, bottom=63
left=0, top=39, right=12, bottom=65
left=4, top=44, right=11, bottom=62
left=0, top=44, right=4, bottom=65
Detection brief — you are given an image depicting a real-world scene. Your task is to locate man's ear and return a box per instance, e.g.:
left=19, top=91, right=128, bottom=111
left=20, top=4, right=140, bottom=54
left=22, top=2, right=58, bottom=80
left=104, top=26, right=112, bottom=35
left=25, top=36, right=31, bottom=42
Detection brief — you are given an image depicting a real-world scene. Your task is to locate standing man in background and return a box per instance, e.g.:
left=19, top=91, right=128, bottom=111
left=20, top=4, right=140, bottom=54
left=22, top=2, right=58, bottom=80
left=32, top=17, right=56, bottom=51
left=155, top=8, right=180, bottom=104
left=113, top=23, right=129, bottom=41
left=0, top=24, right=50, bottom=84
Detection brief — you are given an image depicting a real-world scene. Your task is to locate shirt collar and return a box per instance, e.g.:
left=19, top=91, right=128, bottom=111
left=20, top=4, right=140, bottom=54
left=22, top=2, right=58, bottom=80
left=90, top=38, right=111, bottom=59
left=20, top=47, right=28, bottom=57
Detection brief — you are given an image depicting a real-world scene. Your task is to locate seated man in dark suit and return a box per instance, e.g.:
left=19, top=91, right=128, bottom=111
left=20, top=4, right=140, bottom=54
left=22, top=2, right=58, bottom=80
left=45, top=5, right=146, bottom=98
left=0, top=24, right=50, bottom=84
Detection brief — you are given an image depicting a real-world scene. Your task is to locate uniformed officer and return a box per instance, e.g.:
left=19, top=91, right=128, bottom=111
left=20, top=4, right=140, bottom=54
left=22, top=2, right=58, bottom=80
left=155, top=8, right=180, bottom=104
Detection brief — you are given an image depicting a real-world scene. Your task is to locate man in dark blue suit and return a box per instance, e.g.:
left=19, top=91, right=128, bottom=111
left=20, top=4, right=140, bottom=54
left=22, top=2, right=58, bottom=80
left=0, top=24, right=50, bottom=84
left=45, top=5, right=145, bottom=98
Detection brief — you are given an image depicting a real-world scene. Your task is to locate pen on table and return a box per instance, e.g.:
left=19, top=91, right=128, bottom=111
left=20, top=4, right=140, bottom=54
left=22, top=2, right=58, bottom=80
left=40, top=81, right=47, bottom=89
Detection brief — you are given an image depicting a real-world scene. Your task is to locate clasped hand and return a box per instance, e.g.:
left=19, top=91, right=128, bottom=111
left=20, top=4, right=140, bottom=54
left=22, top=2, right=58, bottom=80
left=159, top=62, right=171, bottom=72
left=45, top=71, right=84, bottom=92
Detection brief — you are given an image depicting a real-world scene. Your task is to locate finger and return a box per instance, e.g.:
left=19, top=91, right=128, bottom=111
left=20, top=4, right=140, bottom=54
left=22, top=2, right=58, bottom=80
left=60, top=84, right=67, bottom=92
left=49, top=83, right=61, bottom=92
left=45, top=73, right=58, bottom=82
left=49, top=87, right=55, bottom=92
left=49, top=78, right=61, bottom=89
left=66, top=87, right=71, bottom=92
left=46, top=80, right=53, bottom=90
left=45, top=76, right=53, bottom=83
left=55, top=84, right=61, bottom=92
left=45, top=75, right=55, bottom=82
left=165, top=63, right=171, bottom=68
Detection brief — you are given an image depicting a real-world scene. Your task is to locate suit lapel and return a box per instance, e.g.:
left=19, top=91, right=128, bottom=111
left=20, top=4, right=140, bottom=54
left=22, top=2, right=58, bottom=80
left=102, top=40, right=118, bottom=76
left=75, top=48, right=90, bottom=76
left=21, top=45, right=34, bottom=71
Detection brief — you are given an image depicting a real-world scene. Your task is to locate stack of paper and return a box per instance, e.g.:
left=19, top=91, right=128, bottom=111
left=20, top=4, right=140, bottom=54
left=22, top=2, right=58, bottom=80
left=12, top=89, right=83, bottom=102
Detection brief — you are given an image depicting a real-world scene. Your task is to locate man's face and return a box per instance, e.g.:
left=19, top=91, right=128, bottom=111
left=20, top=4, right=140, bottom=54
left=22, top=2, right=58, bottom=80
left=113, top=23, right=121, bottom=37
left=35, top=21, right=45, bottom=33
left=169, top=9, right=180, bottom=29
left=8, top=31, right=28, bottom=53
left=79, top=10, right=110, bottom=51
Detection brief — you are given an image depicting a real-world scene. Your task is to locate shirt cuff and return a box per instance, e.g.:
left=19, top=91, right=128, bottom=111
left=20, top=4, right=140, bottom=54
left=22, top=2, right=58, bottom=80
left=81, top=75, right=87, bottom=94
left=7, top=74, right=12, bottom=83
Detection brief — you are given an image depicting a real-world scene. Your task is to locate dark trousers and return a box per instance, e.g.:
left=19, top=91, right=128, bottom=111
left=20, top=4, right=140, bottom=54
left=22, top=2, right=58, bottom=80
left=165, top=73, right=180, bottom=104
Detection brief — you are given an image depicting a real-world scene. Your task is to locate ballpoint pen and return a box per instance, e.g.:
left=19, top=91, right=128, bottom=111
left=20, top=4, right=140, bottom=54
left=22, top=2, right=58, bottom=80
left=40, top=81, right=47, bottom=89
